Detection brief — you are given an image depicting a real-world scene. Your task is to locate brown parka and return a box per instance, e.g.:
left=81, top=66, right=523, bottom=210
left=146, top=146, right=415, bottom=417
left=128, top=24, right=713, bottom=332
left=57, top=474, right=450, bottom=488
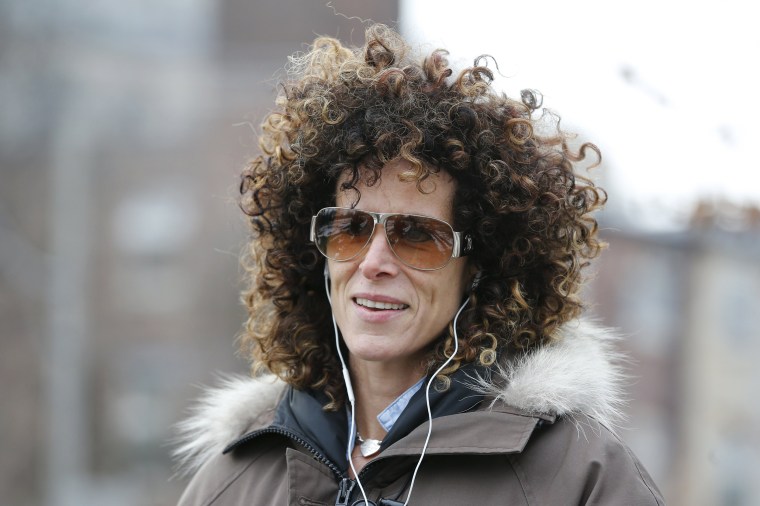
left=174, top=320, right=665, bottom=505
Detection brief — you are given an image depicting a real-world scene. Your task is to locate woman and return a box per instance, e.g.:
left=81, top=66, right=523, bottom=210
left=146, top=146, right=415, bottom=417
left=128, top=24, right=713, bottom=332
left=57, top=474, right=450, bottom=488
left=174, top=25, right=664, bottom=505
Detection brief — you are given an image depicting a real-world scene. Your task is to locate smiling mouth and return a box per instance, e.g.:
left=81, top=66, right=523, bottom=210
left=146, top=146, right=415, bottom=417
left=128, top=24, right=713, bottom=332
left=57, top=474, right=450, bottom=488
left=354, top=297, right=409, bottom=311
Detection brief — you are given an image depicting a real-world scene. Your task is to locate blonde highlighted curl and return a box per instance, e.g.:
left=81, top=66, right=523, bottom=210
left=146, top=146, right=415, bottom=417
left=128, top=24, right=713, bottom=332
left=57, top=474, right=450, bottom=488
left=238, top=24, right=606, bottom=409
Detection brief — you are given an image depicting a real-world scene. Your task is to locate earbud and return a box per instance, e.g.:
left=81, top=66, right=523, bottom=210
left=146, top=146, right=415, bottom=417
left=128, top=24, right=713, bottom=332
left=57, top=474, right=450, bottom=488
left=324, top=262, right=330, bottom=280
left=470, top=270, right=482, bottom=291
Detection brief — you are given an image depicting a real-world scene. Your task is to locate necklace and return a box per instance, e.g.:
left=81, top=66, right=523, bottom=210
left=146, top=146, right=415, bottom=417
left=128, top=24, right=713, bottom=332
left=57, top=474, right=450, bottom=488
left=356, top=432, right=382, bottom=457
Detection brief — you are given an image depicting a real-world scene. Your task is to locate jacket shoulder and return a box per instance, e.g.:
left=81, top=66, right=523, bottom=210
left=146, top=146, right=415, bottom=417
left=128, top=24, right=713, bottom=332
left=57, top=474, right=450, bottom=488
left=176, top=434, right=290, bottom=506
left=172, top=374, right=287, bottom=477
left=514, top=416, right=665, bottom=505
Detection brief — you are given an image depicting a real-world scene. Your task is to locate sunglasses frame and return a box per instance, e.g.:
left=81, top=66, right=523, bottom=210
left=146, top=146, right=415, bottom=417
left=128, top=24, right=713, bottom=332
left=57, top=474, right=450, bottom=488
left=309, top=207, right=473, bottom=271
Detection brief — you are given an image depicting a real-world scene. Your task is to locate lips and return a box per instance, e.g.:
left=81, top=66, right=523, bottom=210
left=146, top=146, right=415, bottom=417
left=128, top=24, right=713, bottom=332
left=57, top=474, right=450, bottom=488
left=354, top=297, right=409, bottom=310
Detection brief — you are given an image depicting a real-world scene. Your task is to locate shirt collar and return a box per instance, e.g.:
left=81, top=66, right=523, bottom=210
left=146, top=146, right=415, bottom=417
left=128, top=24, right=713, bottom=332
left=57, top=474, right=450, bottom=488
left=377, top=377, right=425, bottom=432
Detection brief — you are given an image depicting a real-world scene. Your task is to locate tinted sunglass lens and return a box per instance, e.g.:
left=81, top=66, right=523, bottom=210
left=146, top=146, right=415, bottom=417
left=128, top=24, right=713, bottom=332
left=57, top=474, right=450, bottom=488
left=317, top=208, right=374, bottom=261
left=385, top=215, right=454, bottom=269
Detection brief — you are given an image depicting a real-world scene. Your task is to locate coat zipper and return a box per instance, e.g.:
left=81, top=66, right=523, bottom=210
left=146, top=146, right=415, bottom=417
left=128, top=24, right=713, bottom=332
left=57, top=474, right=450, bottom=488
left=334, top=478, right=356, bottom=506
left=226, top=426, right=345, bottom=479
left=230, top=427, right=371, bottom=505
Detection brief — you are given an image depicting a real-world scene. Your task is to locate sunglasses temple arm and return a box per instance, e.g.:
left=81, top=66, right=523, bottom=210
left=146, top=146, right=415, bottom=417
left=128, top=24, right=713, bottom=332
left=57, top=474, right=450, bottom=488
left=309, top=216, right=317, bottom=243
left=453, top=232, right=473, bottom=258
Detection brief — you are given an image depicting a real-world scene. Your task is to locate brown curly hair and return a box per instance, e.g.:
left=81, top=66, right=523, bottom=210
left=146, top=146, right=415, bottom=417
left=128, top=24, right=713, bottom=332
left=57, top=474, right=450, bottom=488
left=238, top=24, right=606, bottom=408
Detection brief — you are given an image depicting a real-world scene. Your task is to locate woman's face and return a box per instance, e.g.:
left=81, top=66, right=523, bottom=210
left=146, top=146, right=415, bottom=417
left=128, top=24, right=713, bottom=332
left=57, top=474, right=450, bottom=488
left=327, top=159, right=471, bottom=375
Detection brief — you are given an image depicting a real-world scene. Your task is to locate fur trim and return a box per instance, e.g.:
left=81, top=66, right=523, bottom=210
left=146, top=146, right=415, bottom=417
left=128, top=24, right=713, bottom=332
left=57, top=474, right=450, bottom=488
left=172, top=374, right=286, bottom=477
left=172, top=319, right=627, bottom=475
left=468, top=318, right=628, bottom=431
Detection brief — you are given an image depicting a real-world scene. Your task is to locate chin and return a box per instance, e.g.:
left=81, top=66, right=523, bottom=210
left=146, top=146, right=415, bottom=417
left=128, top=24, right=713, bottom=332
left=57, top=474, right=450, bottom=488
left=347, top=343, right=396, bottom=363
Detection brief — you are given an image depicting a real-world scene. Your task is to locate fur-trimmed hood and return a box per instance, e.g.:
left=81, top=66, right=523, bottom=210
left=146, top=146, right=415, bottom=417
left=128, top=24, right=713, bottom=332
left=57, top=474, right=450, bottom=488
left=173, top=318, right=627, bottom=476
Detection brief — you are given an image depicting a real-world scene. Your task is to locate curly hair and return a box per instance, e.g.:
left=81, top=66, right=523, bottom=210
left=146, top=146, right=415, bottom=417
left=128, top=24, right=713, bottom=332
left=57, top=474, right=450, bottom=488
left=238, top=24, right=606, bottom=408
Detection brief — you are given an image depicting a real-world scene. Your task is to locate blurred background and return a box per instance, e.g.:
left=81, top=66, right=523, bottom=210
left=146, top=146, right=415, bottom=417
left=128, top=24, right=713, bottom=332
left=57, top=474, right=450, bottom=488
left=1, top=0, right=757, bottom=504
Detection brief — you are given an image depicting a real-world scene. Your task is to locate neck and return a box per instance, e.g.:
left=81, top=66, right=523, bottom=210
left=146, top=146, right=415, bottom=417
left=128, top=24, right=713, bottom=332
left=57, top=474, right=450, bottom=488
left=349, top=357, right=425, bottom=441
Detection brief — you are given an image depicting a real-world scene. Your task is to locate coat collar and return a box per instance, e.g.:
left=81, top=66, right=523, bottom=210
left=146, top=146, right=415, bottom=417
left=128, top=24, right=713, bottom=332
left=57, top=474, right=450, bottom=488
left=378, top=406, right=544, bottom=459
left=467, top=318, right=627, bottom=429
left=173, top=318, right=626, bottom=476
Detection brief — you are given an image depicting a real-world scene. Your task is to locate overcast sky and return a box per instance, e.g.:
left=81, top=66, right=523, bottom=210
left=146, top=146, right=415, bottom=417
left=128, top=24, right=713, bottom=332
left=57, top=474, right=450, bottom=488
left=401, top=0, right=759, bottom=229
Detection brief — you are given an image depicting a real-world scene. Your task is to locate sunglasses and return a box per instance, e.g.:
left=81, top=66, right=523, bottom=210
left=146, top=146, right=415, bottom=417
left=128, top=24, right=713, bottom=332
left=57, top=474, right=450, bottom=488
left=310, top=207, right=472, bottom=270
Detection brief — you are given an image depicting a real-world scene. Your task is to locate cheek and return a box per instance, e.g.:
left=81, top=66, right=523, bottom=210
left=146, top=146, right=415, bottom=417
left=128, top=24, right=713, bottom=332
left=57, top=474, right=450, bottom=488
left=326, top=262, right=359, bottom=302
left=440, top=261, right=469, bottom=295
left=422, top=269, right=467, bottom=313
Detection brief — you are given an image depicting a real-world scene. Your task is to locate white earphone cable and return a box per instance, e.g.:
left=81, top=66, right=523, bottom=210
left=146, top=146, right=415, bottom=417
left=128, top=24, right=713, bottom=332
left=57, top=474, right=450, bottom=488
left=324, top=266, right=370, bottom=506
left=402, top=294, right=469, bottom=505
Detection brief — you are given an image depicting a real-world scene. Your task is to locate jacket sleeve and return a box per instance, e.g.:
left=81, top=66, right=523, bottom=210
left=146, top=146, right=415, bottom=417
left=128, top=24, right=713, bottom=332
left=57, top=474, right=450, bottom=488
left=511, top=416, right=665, bottom=505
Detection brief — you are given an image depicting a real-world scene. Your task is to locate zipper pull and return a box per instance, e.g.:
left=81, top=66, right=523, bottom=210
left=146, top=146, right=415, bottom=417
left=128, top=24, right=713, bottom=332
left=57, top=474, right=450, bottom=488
left=334, top=478, right=356, bottom=506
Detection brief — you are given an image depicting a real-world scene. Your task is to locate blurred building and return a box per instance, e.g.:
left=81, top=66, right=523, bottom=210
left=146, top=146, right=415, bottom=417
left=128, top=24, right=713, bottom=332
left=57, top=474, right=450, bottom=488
left=0, top=1, right=397, bottom=505
left=588, top=202, right=760, bottom=506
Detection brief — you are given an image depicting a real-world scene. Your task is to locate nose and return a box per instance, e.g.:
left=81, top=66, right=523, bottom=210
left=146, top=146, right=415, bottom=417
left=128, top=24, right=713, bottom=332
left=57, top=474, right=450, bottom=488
left=358, top=225, right=400, bottom=279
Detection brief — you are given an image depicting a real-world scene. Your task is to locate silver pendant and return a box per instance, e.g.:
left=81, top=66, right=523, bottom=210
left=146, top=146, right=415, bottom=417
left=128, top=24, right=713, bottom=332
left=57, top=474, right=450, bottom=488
left=359, top=438, right=382, bottom=457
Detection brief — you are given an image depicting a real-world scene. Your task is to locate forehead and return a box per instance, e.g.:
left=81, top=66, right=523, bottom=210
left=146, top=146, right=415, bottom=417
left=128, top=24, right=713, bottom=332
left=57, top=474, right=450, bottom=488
left=335, top=160, right=456, bottom=220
